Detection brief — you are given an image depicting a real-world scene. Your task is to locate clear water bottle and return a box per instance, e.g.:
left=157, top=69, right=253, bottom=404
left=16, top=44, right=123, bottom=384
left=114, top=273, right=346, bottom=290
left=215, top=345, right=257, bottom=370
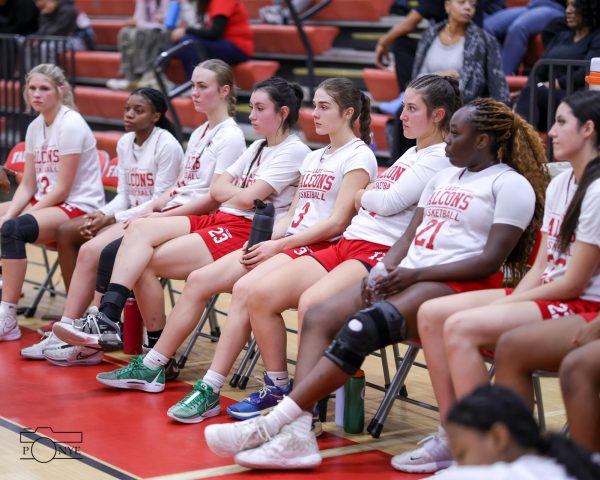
left=367, top=261, right=388, bottom=289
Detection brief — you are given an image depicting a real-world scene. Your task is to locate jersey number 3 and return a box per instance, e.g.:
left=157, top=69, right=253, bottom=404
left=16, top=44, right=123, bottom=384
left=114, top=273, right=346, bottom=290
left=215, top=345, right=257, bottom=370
left=414, top=219, right=446, bottom=250
left=291, top=201, right=311, bottom=229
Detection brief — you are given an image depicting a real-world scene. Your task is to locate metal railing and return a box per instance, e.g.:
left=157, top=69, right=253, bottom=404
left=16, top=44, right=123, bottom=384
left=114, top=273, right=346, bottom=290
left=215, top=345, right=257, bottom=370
left=283, top=0, right=333, bottom=97
left=529, top=58, right=589, bottom=159
left=0, top=34, right=75, bottom=162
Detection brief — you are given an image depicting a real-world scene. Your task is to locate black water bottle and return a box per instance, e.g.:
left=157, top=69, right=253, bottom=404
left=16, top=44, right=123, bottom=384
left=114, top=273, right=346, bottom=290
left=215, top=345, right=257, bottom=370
left=246, top=199, right=275, bottom=252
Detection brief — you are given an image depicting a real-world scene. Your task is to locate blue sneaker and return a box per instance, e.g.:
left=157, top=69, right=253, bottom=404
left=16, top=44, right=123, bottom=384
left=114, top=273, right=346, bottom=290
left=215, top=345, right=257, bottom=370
left=227, top=372, right=292, bottom=420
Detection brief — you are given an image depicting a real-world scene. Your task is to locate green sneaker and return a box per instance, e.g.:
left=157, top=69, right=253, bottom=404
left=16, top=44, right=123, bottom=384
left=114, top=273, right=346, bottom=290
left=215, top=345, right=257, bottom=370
left=167, top=379, right=220, bottom=423
left=96, top=356, right=165, bottom=393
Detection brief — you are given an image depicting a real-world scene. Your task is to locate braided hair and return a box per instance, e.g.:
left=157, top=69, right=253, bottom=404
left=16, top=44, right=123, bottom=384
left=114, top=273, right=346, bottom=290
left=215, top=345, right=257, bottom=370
left=129, top=87, right=176, bottom=136
left=465, top=98, right=549, bottom=281
left=448, top=385, right=600, bottom=480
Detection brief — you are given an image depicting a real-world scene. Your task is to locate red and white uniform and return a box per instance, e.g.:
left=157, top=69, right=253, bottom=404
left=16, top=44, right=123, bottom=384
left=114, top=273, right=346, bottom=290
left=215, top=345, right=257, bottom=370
left=400, top=164, right=535, bottom=269
left=100, top=127, right=183, bottom=222
left=188, top=135, right=309, bottom=260
left=286, top=138, right=377, bottom=240
left=540, top=170, right=600, bottom=301
left=219, top=135, right=310, bottom=220
left=164, top=118, right=245, bottom=210
left=25, top=105, right=105, bottom=212
left=345, top=143, right=449, bottom=247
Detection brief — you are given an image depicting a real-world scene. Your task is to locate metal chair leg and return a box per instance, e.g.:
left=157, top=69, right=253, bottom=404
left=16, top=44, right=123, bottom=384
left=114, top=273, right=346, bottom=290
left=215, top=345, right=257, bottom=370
left=230, top=337, right=256, bottom=387
left=177, top=295, right=219, bottom=369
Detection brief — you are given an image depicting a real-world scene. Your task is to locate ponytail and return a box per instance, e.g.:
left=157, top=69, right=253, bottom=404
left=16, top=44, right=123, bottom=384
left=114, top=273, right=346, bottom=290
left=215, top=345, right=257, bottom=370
left=130, top=87, right=177, bottom=137
left=558, top=156, right=600, bottom=252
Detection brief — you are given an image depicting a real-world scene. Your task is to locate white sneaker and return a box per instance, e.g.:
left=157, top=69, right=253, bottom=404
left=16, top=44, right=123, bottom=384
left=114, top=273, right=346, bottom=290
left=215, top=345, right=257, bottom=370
left=106, top=78, right=131, bottom=90
left=0, top=310, right=21, bottom=341
left=391, top=429, right=452, bottom=473
left=20, top=332, right=63, bottom=359
left=44, top=343, right=103, bottom=366
left=234, top=424, right=322, bottom=470
left=204, top=416, right=273, bottom=457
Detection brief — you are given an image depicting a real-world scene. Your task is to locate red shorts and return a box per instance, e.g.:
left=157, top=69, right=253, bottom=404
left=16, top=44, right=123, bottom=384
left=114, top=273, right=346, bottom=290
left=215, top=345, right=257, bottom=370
left=444, top=271, right=504, bottom=294
left=281, top=240, right=334, bottom=260
left=310, top=238, right=389, bottom=272
left=188, top=210, right=252, bottom=261
left=30, top=199, right=86, bottom=219
left=505, top=288, right=600, bottom=321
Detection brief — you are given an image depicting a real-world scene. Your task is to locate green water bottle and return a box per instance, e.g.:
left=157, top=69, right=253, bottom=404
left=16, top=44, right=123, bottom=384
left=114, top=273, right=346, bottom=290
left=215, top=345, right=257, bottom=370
left=343, top=369, right=365, bottom=434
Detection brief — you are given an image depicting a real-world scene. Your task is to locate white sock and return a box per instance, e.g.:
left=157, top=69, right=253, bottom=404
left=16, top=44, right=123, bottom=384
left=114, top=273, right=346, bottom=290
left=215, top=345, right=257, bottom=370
left=437, top=424, right=447, bottom=440
left=0, top=301, right=17, bottom=316
left=60, top=316, right=74, bottom=325
left=263, top=396, right=303, bottom=436
left=266, top=370, right=289, bottom=388
left=203, top=369, right=226, bottom=393
left=289, top=412, right=312, bottom=435
left=143, top=349, right=169, bottom=370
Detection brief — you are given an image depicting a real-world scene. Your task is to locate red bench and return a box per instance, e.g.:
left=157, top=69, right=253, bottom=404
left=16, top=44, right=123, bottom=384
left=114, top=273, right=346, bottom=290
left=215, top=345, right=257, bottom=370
left=362, top=68, right=399, bottom=102
left=68, top=51, right=279, bottom=90
left=242, top=0, right=389, bottom=21
left=251, top=24, right=339, bottom=55
left=93, top=130, right=123, bottom=158
left=76, top=0, right=135, bottom=17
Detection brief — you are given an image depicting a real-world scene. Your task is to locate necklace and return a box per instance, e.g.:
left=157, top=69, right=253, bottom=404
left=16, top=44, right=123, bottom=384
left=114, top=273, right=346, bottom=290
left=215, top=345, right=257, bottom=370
left=442, top=24, right=462, bottom=43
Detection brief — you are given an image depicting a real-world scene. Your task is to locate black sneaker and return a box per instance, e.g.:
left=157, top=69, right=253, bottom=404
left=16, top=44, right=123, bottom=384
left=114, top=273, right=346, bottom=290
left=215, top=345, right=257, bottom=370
left=53, top=307, right=122, bottom=347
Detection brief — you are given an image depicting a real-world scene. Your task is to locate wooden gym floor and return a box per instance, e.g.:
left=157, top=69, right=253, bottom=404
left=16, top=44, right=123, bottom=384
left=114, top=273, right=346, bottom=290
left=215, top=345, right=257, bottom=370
left=1, top=247, right=567, bottom=479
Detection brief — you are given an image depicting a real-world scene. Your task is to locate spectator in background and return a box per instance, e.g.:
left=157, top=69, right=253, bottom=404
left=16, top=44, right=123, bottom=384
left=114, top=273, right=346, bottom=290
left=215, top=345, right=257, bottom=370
left=259, top=0, right=313, bottom=24
left=170, top=0, right=254, bottom=80
left=514, top=0, right=600, bottom=131
left=106, top=0, right=171, bottom=91
left=0, top=0, right=39, bottom=35
left=34, top=0, right=95, bottom=51
left=484, top=0, right=566, bottom=75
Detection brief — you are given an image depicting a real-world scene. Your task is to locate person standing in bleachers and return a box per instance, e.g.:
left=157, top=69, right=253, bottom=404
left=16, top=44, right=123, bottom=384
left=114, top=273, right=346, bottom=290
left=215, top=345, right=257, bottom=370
left=170, top=0, right=254, bottom=80
left=0, top=64, right=105, bottom=342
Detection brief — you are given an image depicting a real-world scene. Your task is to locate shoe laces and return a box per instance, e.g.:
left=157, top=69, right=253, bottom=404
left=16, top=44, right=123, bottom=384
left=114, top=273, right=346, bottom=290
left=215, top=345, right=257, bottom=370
left=180, top=381, right=212, bottom=406
left=253, top=376, right=279, bottom=399
left=415, top=433, right=449, bottom=458
left=118, top=355, right=145, bottom=374
left=234, top=417, right=272, bottom=449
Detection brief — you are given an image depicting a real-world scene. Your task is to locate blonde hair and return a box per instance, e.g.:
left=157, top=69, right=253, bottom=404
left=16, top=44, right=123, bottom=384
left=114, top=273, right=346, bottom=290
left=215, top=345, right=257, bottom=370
left=24, top=63, right=77, bottom=110
left=195, top=59, right=237, bottom=117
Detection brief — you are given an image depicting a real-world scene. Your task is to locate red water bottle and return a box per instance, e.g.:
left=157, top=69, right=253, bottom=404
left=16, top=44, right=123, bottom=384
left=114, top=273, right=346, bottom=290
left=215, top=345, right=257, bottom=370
left=123, top=297, right=144, bottom=354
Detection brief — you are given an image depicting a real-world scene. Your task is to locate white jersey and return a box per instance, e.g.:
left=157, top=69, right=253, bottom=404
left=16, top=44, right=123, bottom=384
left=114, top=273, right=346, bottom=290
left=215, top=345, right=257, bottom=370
left=163, top=118, right=245, bottom=210
left=345, top=143, right=449, bottom=246
left=541, top=170, right=600, bottom=301
left=99, top=127, right=183, bottom=222
left=429, top=454, right=575, bottom=480
left=286, top=138, right=377, bottom=241
left=25, top=105, right=104, bottom=212
left=400, top=164, right=535, bottom=269
left=220, top=135, right=310, bottom=220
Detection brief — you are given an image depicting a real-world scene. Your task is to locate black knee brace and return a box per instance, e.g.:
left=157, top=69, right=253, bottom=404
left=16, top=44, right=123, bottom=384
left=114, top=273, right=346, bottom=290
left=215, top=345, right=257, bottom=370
left=1, top=214, right=40, bottom=259
left=324, top=301, right=407, bottom=375
left=96, top=237, right=123, bottom=293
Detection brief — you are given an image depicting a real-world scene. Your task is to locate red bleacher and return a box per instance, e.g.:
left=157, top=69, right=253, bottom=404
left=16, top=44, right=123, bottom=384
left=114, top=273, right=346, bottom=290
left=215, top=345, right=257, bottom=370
left=242, top=0, right=389, bottom=21
left=75, top=0, right=134, bottom=17
left=68, top=51, right=279, bottom=91
left=362, top=68, right=400, bottom=102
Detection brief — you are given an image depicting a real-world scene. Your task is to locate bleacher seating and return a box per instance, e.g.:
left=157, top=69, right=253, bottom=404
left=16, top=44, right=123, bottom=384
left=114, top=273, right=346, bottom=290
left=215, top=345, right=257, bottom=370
left=242, top=0, right=390, bottom=21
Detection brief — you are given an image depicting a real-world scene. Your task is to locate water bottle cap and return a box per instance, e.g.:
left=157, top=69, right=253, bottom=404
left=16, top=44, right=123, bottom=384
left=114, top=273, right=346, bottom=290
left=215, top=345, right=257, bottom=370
left=352, top=369, right=365, bottom=378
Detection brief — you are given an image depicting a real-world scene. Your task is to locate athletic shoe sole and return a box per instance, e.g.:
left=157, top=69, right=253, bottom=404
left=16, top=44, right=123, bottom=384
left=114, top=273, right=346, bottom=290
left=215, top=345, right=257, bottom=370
left=96, top=376, right=164, bottom=393
left=390, top=459, right=452, bottom=473
left=53, top=323, right=119, bottom=347
left=167, top=405, right=220, bottom=424
left=0, top=328, right=22, bottom=341
left=45, top=351, right=103, bottom=367
left=226, top=405, right=275, bottom=420
left=20, top=351, right=46, bottom=359
left=234, top=453, right=322, bottom=470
